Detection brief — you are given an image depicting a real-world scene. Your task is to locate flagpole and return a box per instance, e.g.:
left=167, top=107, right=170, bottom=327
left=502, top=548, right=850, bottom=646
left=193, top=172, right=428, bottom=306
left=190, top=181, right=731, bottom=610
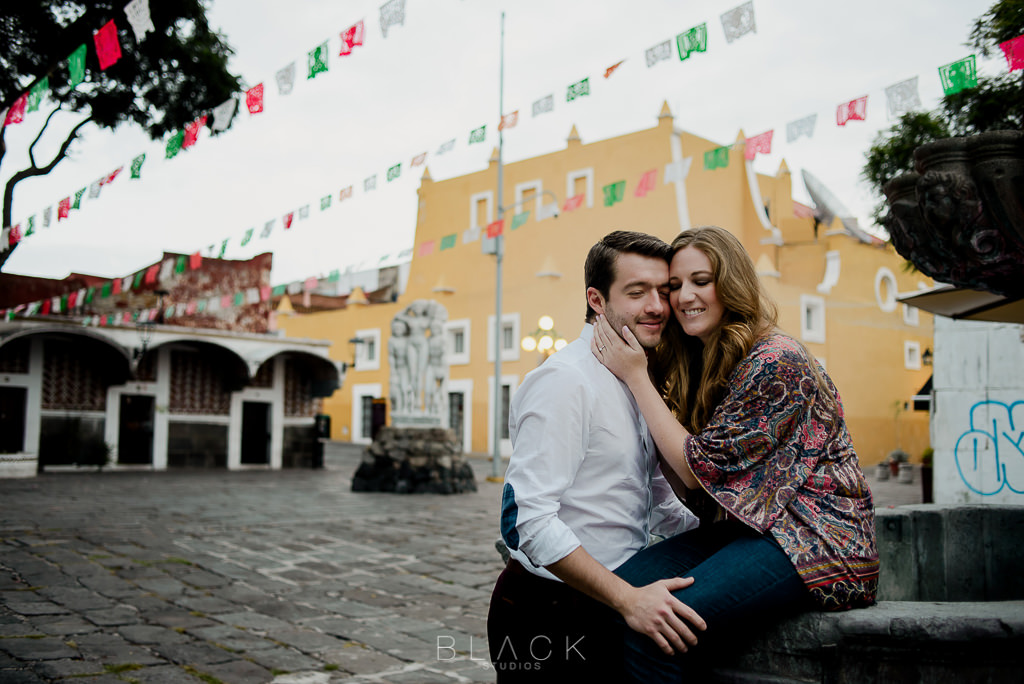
left=489, top=11, right=506, bottom=482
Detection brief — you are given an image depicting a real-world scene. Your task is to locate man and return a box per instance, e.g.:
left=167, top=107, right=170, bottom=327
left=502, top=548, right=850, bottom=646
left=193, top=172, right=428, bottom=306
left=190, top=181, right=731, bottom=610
left=487, top=231, right=704, bottom=682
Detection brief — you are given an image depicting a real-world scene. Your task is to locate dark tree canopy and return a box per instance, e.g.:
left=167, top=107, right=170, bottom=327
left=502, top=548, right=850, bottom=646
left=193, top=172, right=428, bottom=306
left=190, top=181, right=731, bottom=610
left=862, top=0, right=1024, bottom=224
left=0, top=0, right=241, bottom=269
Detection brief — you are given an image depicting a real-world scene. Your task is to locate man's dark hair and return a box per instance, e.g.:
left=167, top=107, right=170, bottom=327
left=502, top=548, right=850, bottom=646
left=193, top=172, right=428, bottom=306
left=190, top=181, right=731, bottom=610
left=584, top=231, right=671, bottom=322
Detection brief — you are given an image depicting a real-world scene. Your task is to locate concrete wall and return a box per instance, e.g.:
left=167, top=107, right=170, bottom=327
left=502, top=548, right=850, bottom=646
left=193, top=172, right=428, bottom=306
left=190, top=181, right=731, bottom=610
left=932, top=317, right=1024, bottom=504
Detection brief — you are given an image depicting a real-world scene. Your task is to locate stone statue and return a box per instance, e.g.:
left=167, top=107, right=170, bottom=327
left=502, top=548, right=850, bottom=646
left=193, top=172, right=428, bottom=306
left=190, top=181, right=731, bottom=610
left=388, top=318, right=412, bottom=415
left=389, top=299, right=448, bottom=427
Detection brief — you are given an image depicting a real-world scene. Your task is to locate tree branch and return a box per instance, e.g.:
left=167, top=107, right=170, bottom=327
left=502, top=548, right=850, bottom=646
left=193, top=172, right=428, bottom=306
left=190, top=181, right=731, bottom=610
left=27, top=107, right=65, bottom=169
left=3, top=114, right=92, bottom=228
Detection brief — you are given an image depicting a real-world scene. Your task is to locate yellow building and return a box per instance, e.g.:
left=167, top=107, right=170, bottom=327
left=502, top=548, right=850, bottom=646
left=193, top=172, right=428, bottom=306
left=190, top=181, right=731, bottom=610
left=277, top=103, right=933, bottom=466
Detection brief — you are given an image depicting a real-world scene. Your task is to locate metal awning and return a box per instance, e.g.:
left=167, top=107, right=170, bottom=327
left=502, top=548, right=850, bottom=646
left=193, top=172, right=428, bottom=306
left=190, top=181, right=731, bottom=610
left=898, top=284, right=1024, bottom=324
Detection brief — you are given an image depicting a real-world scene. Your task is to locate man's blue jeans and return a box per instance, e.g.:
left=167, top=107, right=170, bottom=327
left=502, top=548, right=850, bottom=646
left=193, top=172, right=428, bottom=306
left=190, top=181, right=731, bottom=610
left=614, top=520, right=812, bottom=683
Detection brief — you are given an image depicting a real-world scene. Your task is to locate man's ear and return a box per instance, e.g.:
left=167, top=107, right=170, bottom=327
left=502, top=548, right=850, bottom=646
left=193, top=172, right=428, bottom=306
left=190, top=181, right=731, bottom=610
left=586, top=287, right=605, bottom=316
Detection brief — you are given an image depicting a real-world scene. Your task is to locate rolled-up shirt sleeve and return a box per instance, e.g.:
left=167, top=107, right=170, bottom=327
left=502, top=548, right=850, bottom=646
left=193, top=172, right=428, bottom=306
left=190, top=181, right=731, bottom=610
left=501, top=363, right=588, bottom=569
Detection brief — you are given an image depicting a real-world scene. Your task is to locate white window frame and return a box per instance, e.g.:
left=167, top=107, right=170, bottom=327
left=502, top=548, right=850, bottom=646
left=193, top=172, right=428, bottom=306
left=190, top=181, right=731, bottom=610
left=566, top=168, right=594, bottom=208
left=447, top=378, right=473, bottom=453
left=875, top=267, right=898, bottom=313
left=800, top=294, right=826, bottom=344
left=487, top=374, right=519, bottom=457
left=487, top=312, right=521, bottom=362
left=444, top=318, right=471, bottom=366
left=904, top=341, right=922, bottom=371
left=902, top=303, right=920, bottom=326
left=353, top=328, right=381, bottom=371
left=469, top=190, right=494, bottom=229
left=514, top=180, right=543, bottom=217
left=350, top=383, right=382, bottom=444
left=816, top=250, right=841, bottom=295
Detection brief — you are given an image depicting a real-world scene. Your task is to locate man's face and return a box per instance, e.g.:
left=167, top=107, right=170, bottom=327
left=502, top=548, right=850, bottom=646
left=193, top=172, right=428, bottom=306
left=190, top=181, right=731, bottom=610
left=590, top=253, right=669, bottom=349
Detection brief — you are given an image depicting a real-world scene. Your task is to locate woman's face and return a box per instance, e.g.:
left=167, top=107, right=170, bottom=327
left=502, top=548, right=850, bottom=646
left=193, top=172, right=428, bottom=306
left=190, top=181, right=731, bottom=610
left=669, top=246, right=724, bottom=344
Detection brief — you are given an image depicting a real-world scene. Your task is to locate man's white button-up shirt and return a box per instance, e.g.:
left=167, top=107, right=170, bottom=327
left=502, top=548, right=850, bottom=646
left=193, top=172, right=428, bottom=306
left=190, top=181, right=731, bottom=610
left=500, top=324, right=698, bottom=581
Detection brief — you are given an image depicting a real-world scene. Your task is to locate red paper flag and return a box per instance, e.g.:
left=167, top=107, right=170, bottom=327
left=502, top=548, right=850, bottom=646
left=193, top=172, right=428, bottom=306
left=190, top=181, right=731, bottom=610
left=58, top=197, right=71, bottom=220
left=339, top=186, right=353, bottom=200
left=112, top=278, right=122, bottom=295
left=93, top=20, right=122, bottom=71
left=836, top=96, right=868, bottom=126
left=145, top=264, right=159, bottom=284
left=605, top=60, right=625, bottom=78
left=41, top=299, right=51, bottom=315
left=499, top=111, right=519, bottom=131
left=744, top=130, right=773, bottom=160
left=418, top=240, right=435, bottom=256
left=635, top=169, right=658, bottom=198
left=1000, top=34, right=1024, bottom=71
left=8, top=225, right=21, bottom=246
left=182, top=116, right=207, bottom=149
left=4, top=93, right=27, bottom=125
left=260, top=285, right=271, bottom=301
left=486, top=219, right=505, bottom=238
left=246, top=84, right=264, bottom=114
left=68, top=291, right=78, bottom=308
left=189, top=252, right=201, bottom=270
left=411, top=152, right=427, bottom=166
left=283, top=212, right=294, bottom=229
left=304, top=277, right=318, bottom=291
left=340, top=20, right=365, bottom=55
left=100, top=166, right=124, bottom=185
left=562, top=194, right=585, bottom=212
left=220, top=294, right=232, bottom=308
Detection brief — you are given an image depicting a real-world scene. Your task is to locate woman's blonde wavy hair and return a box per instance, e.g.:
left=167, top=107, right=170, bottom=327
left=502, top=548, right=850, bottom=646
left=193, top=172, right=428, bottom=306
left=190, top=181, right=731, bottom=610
left=651, top=226, right=833, bottom=432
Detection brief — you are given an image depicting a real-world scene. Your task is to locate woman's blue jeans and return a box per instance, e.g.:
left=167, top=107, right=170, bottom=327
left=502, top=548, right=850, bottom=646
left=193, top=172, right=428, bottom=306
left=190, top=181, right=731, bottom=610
left=614, top=520, right=811, bottom=683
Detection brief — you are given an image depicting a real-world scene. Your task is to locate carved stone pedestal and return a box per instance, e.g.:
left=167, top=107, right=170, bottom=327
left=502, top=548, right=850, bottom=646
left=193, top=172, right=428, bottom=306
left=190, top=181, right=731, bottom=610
left=351, top=426, right=477, bottom=494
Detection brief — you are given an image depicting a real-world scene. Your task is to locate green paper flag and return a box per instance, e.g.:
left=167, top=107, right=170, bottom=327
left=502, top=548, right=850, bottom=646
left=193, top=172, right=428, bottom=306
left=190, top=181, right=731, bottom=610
left=85, top=288, right=95, bottom=303
left=175, top=256, right=186, bottom=274
left=130, top=153, right=146, bottom=179
left=440, top=234, right=457, bottom=250
left=101, top=283, right=112, bottom=298
left=241, top=228, right=254, bottom=246
left=308, top=41, right=329, bottom=79
left=272, top=284, right=287, bottom=296
left=939, top=56, right=977, bottom=95
left=677, top=23, right=708, bottom=61
left=510, top=211, right=530, bottom=230
left=328, top=269, right=340, bottom=282
left=321, top=195, right=331, bottom=210
left=27, top=77, right=49, bottom=112
left=233, top=292, right=244, bottom=306
left=704, top=146, right=730, bottom=170
left=73, top=188, right=86, bottom=209
left=218, top=239, right=228, bottom=258
left=25, top=216, right=35, bottom=236
left=387, top=163, right=401, bottom=181
left=69, top=44, right=86, bottom=87
left=469, top=125, right=486, bottom=144
left=197, top=299, right=207, bottom=313
left=567, top=77, right=590, bottom=102
left=133, top=271, right=143, bottom=288
left=166, top=130, right=184, bottom=159
left=602, top=181, right=626, bottom=207
left=165, top=305, right=175, bottom=318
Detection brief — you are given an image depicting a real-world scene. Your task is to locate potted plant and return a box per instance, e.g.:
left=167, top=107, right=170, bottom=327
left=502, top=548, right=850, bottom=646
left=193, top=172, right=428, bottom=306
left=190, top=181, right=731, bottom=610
left=887, top=449, right=909, bottom=478
left=920, top=447, right=934, bottom=503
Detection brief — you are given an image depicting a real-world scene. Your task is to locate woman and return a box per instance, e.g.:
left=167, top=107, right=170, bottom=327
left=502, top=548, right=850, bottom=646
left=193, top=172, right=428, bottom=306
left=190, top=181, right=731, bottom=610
left=592, top=226, right=878, bottom=681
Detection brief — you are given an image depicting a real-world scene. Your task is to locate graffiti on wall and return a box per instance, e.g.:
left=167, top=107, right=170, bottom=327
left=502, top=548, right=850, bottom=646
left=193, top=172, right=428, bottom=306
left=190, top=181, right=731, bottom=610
left=954, top=400, right=1024, bottom=496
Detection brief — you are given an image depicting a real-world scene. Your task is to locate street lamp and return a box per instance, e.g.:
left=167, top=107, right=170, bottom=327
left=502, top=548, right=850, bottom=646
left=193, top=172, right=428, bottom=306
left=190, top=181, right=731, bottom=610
left=132, top=320, right=155, bottom=375
left=521, top=316, right=567, bottom=362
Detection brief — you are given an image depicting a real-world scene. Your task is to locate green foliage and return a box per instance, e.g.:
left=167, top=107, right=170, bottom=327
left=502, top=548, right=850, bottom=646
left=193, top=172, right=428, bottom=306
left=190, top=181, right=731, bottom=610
left=0, top=1, right=241, bottom=138
left=862, top=0, right=1024, bottom=225
left=862, top=112, right=950, bottom=223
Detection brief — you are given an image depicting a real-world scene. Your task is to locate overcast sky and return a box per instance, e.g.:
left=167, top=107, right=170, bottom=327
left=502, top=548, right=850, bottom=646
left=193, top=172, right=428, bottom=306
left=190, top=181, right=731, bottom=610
left=1, top=0, right=999, bottom=286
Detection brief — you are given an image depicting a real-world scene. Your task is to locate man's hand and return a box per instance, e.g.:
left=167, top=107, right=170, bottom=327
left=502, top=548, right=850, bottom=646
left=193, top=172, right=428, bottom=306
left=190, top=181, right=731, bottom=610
left=618, top=577, right=706, bottom=655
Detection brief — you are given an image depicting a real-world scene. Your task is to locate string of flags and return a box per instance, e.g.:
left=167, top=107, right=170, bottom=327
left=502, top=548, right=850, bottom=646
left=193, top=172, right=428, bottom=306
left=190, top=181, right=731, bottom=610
left=3, top=0, right=1021, bottom=314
